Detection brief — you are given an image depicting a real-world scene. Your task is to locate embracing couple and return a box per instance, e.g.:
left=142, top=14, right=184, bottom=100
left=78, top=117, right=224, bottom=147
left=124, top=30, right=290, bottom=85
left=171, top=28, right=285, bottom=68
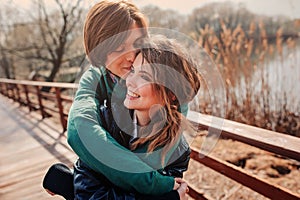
left=43, top=1, right=201, bottom=200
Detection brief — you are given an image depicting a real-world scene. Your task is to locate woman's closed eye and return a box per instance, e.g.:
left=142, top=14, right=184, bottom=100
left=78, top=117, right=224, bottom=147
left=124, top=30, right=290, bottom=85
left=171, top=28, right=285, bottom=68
left=129, top=67, right=152, bottom=82
left=114, top=44, right=126, bottom=53
left=139, top=71, right=152, bottom=81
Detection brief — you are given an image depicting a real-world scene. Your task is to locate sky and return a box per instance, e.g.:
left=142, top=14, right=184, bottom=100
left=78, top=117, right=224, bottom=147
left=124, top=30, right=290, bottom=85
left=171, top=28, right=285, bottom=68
left=131, top=0, right=300, bottom=19
left=1, top=0, right=300, bottom=19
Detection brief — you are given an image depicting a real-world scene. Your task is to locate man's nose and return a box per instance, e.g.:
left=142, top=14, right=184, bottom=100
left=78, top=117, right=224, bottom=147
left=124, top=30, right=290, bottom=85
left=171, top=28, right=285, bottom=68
left=125, top=50, right=137, bottom=63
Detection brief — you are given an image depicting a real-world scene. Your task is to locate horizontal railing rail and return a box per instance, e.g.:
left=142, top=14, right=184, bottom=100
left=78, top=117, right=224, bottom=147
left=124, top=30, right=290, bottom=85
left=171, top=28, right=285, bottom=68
left=0, top=78, right=77, bottom=132
left=187, top=111, right=300, bottom=199
left=0, top=78, right=299, bottom=199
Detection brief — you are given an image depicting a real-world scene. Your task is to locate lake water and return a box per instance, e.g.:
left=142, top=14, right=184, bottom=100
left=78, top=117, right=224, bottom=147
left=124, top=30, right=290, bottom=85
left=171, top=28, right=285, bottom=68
left=251, top=43, right=300, bottom=113
left=190, top=40, right=300, bottom=120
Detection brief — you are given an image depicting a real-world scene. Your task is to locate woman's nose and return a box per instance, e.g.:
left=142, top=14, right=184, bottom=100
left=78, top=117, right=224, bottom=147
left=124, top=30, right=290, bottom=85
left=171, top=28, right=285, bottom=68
left=126, top=72, right=133, bottom=87
left=126, top=73, right=135, bottom=87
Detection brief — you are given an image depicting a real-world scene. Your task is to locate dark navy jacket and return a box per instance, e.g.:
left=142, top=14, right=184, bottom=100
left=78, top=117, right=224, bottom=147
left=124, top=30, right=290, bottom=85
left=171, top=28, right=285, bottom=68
left=73, top=102, right=191, bottom=200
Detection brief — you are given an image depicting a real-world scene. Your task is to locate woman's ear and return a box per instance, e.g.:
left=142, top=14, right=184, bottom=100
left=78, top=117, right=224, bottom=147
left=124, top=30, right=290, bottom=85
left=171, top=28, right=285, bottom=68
left=171, top=94, right=176, bottom=102
left=168, top=91, right=177, bottom=104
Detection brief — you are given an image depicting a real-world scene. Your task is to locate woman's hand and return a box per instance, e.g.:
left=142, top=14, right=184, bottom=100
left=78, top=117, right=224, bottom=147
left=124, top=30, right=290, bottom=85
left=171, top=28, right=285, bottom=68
left=175, top=178, right=189, bottom=200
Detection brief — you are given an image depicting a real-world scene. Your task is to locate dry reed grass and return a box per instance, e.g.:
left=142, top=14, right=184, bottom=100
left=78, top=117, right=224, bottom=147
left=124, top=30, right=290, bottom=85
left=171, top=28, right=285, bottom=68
left=196, top=20, right=300, bottom=137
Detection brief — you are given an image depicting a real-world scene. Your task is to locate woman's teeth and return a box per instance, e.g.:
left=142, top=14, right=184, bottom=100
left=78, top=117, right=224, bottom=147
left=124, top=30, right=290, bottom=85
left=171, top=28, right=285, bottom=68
left=127, top=90, right=140, bottom=98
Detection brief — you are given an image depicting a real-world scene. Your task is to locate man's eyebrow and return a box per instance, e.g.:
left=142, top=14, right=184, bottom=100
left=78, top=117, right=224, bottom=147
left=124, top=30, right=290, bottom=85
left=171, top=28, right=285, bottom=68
left=133, top=37, right=144, bottom=47
left=115, top=43, right=125, bottom=49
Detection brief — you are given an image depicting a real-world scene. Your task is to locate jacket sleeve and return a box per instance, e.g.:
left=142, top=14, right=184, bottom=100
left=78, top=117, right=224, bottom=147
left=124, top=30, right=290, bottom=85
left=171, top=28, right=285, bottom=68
left=89, top=189, right=180, bottom=200
left=67, top=67, right=174, bottom=195
left=74, top=159, right=180, bottom=200
left=162, top=136, right=191, bottom=178
left=89, top=189, right=179, bottom=200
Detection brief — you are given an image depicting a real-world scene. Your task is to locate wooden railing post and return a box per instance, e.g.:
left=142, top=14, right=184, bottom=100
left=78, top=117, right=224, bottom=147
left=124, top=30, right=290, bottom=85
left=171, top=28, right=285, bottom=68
left=55, top=87, right=67, bottom=132
left=35, top=86, right=45, bottom=118
left=14, top=84, right=21, bottom=104
left=0, top=83, right=4, bottom=95
left=5, top=83, right=9, bottom=98
left=23, top=85, right=32, bottom=111
left=11, top=84, right=16, bottom=101
left=9, top=83, right=14, bottom=99
left=8, top=83, right=13, bottom=99
left=10, top=83, right=14, bottom=99
left=2, top=83, right=6, bottom=96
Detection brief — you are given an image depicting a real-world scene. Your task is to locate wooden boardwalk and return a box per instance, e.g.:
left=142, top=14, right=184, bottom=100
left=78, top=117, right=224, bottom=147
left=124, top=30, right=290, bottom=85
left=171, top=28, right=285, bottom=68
left=0, top=95, right=77, bottom=200
left=1, top=85, right=300, bottom=199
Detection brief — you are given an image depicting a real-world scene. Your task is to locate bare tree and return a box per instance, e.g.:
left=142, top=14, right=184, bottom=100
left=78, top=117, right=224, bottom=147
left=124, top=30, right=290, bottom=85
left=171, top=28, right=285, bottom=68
left=142, top=5, right=185, bottom=30
left=32, top=0, right=84, bottom=83
left=185, top=2, right=255, bottom=38
left=1, top=0, right=85, bottom=82
left=0, top=47, right=14, bottom=79
left=0, top=4, right=15, bottom=79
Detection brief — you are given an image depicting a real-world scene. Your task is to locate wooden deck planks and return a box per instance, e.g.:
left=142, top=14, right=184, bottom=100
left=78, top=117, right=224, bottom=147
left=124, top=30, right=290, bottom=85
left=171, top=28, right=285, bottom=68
left=0, top=95, right=76, bottom=200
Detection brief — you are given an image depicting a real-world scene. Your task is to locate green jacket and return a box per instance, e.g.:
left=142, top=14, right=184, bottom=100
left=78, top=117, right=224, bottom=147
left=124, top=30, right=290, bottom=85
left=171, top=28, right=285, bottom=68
left=67, top=66, right=175, bottom=195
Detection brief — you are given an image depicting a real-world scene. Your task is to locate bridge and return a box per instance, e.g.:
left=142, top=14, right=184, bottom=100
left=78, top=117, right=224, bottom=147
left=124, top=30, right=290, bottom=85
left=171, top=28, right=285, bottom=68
left=0, top=94, right=77, bottom=199
left=0, top=78, right=299, bottom=199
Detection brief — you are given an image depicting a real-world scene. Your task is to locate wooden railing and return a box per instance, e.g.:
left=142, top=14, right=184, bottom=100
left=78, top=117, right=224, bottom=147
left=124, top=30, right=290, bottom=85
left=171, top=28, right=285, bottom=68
left=0, top=78, right=77, bottom=132
left=0, top=78, right=299, bottom=199
left=186, top=112, right=300, bottom=199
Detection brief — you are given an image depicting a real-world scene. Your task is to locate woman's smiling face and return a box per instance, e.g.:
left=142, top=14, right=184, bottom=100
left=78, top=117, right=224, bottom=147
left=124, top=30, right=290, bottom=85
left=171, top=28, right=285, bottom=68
left=124, top=53, right=163, bottom=114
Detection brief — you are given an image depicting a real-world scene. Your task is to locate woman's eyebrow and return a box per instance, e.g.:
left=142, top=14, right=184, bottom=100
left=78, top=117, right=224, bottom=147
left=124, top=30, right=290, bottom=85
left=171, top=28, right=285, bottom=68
left=139, top=70, right=152, bottom=77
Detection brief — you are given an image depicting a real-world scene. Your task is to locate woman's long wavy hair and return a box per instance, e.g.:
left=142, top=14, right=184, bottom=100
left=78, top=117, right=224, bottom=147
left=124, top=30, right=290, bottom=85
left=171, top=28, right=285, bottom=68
left=130, top=35, right=201, bottom=165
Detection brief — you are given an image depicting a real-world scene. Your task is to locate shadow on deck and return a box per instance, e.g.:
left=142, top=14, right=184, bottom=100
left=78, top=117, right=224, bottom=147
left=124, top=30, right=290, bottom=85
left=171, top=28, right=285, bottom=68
left=0, top=95, right=76, bottom=200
